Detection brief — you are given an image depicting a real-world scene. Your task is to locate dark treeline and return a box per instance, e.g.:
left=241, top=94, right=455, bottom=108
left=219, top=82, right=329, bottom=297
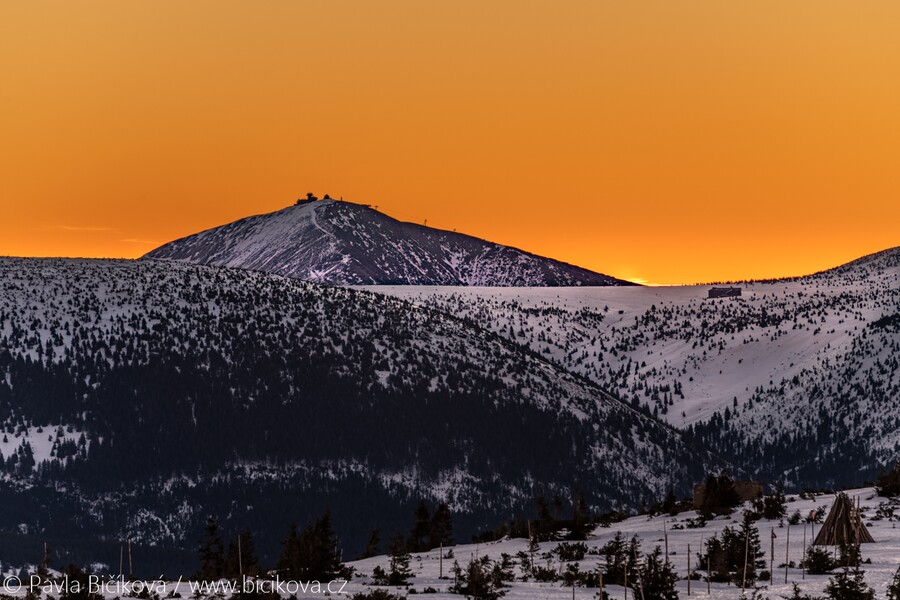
left=191, top=498, right=457, bottom=582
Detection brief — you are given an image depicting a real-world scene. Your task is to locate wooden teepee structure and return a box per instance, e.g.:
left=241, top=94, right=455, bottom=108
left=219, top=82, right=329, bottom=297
left=812, top=492, right=875, bottom=545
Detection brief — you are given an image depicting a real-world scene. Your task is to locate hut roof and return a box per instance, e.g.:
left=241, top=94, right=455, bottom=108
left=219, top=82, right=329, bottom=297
left=812, top=493, right=875, bottom=546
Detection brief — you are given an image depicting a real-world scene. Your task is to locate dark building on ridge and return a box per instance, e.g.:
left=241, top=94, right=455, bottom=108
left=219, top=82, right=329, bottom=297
left=693, top=480, right=762, bottom=509
left=708, top=286, right=742, bottom=299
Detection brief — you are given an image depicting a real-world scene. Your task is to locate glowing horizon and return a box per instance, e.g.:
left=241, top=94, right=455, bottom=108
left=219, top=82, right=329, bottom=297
left=2, top=1, right=898, bottom=285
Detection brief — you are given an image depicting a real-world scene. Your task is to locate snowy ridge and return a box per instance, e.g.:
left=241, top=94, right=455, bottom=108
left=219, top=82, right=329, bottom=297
left=366, top=246, right=900, bottom=486
left=144, top=200, right=632, bottom=286
left=0, top=257, right=716, bottom=571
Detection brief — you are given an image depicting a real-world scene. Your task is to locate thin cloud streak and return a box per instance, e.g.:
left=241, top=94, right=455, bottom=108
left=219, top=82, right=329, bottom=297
left=120, top=238, right=161, bottom=245
left=55, top=225, right=114, bottom=232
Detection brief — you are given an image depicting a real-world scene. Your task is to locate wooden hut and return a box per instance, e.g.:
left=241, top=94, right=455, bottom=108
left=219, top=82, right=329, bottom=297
left=708, top=287, right=742, bottom=299
left=692, top=480, right=763, bottom=509
left=812, top=493, right=875, bottom=545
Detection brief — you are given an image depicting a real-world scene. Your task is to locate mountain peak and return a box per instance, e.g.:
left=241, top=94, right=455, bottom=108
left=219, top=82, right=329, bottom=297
left=144, top=199, right=634, bottom=286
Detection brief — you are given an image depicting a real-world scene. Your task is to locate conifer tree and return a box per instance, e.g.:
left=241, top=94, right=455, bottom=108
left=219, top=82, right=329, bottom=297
left=451, top=557, right=507, bottom=600
left=569, top=492, right=592, bottom=540
left=277, top=512, right=343, bottom=582
left=697, top=516, right=763, bottom=584
left=197, top=516, right=225, bottom=581
left=762, top=483, right=787, bottom=520
left=225, top=529, right=259, bottom=579
left=661, top=487, right=678, bottom=516
left=238, top=528, right=260, bottom=577
left=601, top=531, right=628, bottom=586
left=639, top=547, right=679, bottom=600
left=699, top=471, right=741, bottom=518
left=224, top=540, right=241, bottom=579
left=308, top=511, right=342, bottom=581
left=838, top=543, right=861, bottom=568
left=627, top=535, right=643, bottom=581
left=362, top=528, right=381, bottom=559
left=739, top=511, right=765, bottom=582
left=803, top=545, right=837, bottom=575
left=825, top=565, right=875, bottom=600
left=277, top=523, right=301, bottom=579
left=387, top=533, right=412, bottom=586
left=534, top=495, right=557, bottom=540
left=876, top=461, right=900, bottom=498
left=429, top=502, right=454, bottom=548
left=887, top=564, right=900, bottom=600
left=409, top=501, right=432, bottom=552
left=35, top=543, right=53, bottom=582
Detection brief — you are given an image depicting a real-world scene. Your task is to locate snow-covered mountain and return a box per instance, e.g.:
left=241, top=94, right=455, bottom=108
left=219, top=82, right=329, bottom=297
left=144, top=199, right=632, bottom=286
left=366, top=247, right=900, bottom=488
left=0, top=258, right=709, bottom=574
left=6, top=240, right=895, bottom=573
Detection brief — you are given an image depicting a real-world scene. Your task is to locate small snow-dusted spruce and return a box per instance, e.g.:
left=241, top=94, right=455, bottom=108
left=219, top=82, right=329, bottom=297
left=887, top=564, right=900, bottom=600
left=824, top=559, right=875, bottom=600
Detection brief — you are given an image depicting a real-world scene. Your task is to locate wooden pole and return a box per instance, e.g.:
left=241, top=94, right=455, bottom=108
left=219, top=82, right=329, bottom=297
left=128, top=539, right=133, bottom=579
left=784, top=526, right=790, bottom=584
left=440, top=543, right=443, bottom=579
left=664, top=520, right=669, bottom=565
left=741, top=528, right=749, bottom=593
left=599, top=574, right=603, bottom=600
left=527, top=520, right=535, bottom=573
left=707, top=547, right=711, bottom=595
left=802, top=524, right=807, bottom=580
left=238, top=534, right=243, bottom=580
left=687, top=543, right=691, bottom=596
left=634, top=546, right=646, bottom=600
left=770, top=529, right=775, bottom=583
left=624, top=564, right=629, bottom=600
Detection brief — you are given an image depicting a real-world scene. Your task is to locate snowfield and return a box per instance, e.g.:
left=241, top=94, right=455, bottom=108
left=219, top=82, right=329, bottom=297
left=0, top=423, right=84, bottom=467
left=4, top=488, right=898, bottom=600
left=361, top=247, right=900, bottom=485
left=340, top=488, right=900, bottom=600
left=362, top=276, right=898, bottom=429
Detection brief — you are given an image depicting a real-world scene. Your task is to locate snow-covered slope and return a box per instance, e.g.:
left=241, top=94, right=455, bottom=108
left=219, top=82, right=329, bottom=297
left=365, top=247, right=900, bottom=486
left=6, top=487, right=899, bottom=600
left=0, top=257, right=712, bottom=573
left=144, top=200, right=632, bottom=286
left=340, top=487, right=900, bottom=600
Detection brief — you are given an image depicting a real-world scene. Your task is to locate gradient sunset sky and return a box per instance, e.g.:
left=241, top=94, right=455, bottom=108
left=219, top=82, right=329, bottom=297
left=2, top=1, right=898, bottom=285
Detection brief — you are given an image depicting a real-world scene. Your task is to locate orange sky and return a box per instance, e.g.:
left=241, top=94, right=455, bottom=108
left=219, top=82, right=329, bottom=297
left=1, top=1, right=898, bottom=285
